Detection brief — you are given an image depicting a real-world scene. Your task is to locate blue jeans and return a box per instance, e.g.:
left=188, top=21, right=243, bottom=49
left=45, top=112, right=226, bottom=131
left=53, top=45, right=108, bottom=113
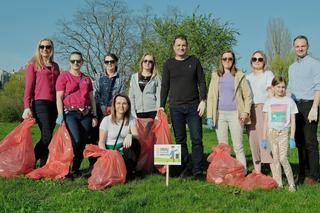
left=170, top=105, right=203, bottom=175
left=65, top=111, right=92, bottom=172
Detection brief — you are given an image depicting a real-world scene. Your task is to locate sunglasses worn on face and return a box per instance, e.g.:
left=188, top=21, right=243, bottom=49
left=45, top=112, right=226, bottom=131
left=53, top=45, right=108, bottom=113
left=222, top=57, right=233, bottom=62
left=104, top=60, right=115, bottom=64
left=143, top=60, right=154, bottom=64
left=70, top=60, right=82, bottom=64
left=39, top=45, right=52, bottom=50
left=252, top=57, right=264, bottom=62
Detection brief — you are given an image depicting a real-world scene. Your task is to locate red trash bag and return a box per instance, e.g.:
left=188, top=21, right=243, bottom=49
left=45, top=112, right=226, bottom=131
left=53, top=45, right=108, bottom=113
left=83, top=144, right=127, bottom=190
left=136, top=118, right=155, bottom=173
left=0, top=117, right=36, bottom=177
left=238, top=170, right=278, bottom=190
left=206, top=143, right=245, bottom=185
left=27, top=123, right=74, bottom=179
left=153, top=110, right=172, bottom=174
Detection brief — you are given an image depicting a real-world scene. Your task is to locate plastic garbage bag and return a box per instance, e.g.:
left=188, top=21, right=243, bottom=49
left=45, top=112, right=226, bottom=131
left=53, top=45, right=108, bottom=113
left=27, top=123, right=74, bottom=179
left=0, top=117, right=36, bottom=177
left=83, top=144, right=126, bottom=190
left=153, top=111, right=172, bottom=174
left=135, top=118, right=155, bottom=173
left=206, top=143, right=245, bottom=185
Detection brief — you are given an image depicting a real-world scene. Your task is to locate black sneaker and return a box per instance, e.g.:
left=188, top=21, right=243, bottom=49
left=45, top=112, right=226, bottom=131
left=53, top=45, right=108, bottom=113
left=39, top=158, right=47, bottom=167
left=81, top=166, right=93, bottom=178
left=179, top=168, right=193, bottom=178
left=193, top=172, right=204, bottom=181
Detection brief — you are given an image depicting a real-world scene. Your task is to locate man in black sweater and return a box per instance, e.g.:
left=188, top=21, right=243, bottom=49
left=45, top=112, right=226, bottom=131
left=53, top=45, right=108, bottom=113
left=160, top=35, right=207, bottom=178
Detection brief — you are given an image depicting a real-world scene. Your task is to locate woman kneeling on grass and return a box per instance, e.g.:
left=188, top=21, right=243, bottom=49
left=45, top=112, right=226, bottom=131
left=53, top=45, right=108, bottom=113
left=98, top=94, right=141, bottom=180
left=261, top=76, right=297, bottom=192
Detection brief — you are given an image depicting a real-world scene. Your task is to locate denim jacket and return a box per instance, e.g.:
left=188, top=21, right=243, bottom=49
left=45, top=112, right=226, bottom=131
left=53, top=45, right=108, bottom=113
left=94, top=72, right=125, bottom=108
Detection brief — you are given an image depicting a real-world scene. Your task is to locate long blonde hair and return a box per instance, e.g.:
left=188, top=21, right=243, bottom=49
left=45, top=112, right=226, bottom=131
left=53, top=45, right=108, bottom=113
left=27, top=38, right=54, bottom=70
left=139, top=53, right=158, bottom=77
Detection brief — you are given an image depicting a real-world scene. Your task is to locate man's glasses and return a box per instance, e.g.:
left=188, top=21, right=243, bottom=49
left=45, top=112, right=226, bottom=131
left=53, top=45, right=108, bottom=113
left=222, top=57, right=233, bottom=62
left=252, top=57, right=264, bottom=62
left=70, top=60, right=82, bottom=64
left=104, top=60, right=115, bottom=64
left=143, top=60, right=154, bottom=64
left=39, top=45, right=52, bottom=50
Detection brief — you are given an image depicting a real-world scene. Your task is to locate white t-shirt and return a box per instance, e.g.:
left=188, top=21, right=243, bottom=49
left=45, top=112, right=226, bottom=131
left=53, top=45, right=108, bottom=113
left=263, top=96, right=298, bottom=131
left=246, top=70, right=274, bottom=104
left=99, top=115, right=136, bottom=152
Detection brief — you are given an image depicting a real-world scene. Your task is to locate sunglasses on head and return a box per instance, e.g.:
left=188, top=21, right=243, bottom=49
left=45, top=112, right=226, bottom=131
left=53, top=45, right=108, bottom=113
left=252, top=57, right=264, bottom=62
left=143, top=60, right=154, bottom=64
left=222, top=57, right=233, bottom=62
left=104, top=60, right=115, bottom=64
left=39, top=45, right=52, bottom=50
left=70, top=59, right=82, bottom=64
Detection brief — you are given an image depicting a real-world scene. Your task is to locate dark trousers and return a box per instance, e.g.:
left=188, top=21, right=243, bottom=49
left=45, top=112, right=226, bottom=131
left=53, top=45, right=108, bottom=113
left=65, top=111, right=92, bottom=172
left=170, top=105, right=203, bottom=175
left=33, top=100, right=57, bottom=161
left=295, top=101, right=319, bottom=180
left=123, top=138, right=141, bottom=176
left=136, top=111, right=157, bottom=119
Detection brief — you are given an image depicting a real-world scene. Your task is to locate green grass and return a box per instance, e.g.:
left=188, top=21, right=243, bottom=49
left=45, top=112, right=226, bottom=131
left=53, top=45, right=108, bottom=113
left=0, top=122, right=319, bottom=212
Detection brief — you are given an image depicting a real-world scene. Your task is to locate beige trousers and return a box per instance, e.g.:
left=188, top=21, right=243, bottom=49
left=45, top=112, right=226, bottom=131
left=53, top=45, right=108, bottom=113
left=247, top=104, right=273, bottom=171
left=268, top=129, right=295, bottom=187
left=215, top=111, right=247, bottom=170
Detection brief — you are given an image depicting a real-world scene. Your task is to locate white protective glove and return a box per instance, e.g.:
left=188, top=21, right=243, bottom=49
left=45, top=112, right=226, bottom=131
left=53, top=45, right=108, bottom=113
left=22, top=108, right=32, bottom=119
left=123, top=134, right=132, bottom=149
left=308, top=107, right=318, bottom=123
left=197, top=100, right=206, bottom=117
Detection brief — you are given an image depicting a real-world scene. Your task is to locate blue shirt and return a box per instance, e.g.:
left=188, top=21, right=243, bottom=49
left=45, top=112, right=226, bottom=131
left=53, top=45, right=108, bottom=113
left=288, top=55, right=320, bottom=101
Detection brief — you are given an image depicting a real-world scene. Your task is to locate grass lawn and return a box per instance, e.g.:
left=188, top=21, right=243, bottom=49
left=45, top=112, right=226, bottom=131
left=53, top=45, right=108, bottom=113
left=0, top=122, right=319, bottom=212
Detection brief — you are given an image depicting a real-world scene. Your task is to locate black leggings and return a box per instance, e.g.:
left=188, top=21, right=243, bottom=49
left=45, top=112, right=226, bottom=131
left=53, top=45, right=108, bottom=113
left=123, top=138, right=141, bottom=176
left=32, top=100, right=57, bottom=161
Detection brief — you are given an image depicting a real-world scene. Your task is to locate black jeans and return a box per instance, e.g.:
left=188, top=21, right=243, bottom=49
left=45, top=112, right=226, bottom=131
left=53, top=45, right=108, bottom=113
left=170, top=105, right=203, bottom=175
left=65, top=111, right=92, bottom=172
left=123, top=138, right=141, bottom=176
left=136, top=111, right=157, bottom=119
left=33, top=100, right=57, bottom=161
left=295, top=101, right=319, bottom=180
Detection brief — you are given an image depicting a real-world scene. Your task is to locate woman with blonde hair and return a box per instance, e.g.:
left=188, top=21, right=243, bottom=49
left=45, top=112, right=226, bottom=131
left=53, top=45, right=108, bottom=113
left=129, top=53, right=161, bottom=119
left=22, top=38, right=60, bottom=167
left=207, top=50, right=252, bottom=172
left=246, top=50, right=274, bottom=173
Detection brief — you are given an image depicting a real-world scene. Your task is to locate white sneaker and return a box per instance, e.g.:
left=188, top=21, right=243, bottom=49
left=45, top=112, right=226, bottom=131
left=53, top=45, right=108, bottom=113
left=288, top=185, right=296, bottom=192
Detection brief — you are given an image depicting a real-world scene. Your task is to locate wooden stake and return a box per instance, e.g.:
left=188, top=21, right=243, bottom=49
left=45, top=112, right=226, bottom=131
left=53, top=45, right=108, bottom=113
left=166, top=165, right=169, bottom=187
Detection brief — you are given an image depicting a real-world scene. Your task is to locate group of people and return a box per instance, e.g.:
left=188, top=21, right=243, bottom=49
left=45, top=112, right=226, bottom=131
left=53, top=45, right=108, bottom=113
left=22, top=34, right=320, bottom=191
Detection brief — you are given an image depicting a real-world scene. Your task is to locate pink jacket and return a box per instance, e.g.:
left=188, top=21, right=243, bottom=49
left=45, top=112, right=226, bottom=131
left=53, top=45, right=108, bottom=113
left=23, top=62, right=60, bottom=108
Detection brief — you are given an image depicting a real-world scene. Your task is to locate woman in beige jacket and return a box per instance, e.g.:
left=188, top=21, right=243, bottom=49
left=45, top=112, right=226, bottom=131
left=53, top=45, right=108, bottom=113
left=207, top=50, right=252, bottom=171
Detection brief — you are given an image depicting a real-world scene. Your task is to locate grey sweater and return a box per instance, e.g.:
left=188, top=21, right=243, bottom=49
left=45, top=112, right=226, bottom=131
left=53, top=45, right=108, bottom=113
left=128, top=73, right=161, bottom=116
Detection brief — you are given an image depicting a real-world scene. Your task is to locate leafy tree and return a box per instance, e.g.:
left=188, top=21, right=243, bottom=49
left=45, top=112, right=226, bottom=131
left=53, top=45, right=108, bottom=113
left=138, top=10, right=239, bottom=76
left=270, top=53, right=295, bottom=80
left=265, top=17, right=292, bottom=68
left=0, top=70, right=25, bottom=122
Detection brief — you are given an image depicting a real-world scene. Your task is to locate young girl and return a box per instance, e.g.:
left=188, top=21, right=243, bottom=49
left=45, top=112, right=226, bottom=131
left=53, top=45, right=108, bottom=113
left=261, top=76, right=297, bottom=192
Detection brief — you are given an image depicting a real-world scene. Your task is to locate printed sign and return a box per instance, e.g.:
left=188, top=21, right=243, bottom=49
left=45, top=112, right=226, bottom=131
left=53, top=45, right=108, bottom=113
left=154, top=144, right=181, bottom=165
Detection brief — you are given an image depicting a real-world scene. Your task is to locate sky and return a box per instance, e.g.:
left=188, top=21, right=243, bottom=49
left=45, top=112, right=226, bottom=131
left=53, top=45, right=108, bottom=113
left=1, top=0, right=320, bottom=73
